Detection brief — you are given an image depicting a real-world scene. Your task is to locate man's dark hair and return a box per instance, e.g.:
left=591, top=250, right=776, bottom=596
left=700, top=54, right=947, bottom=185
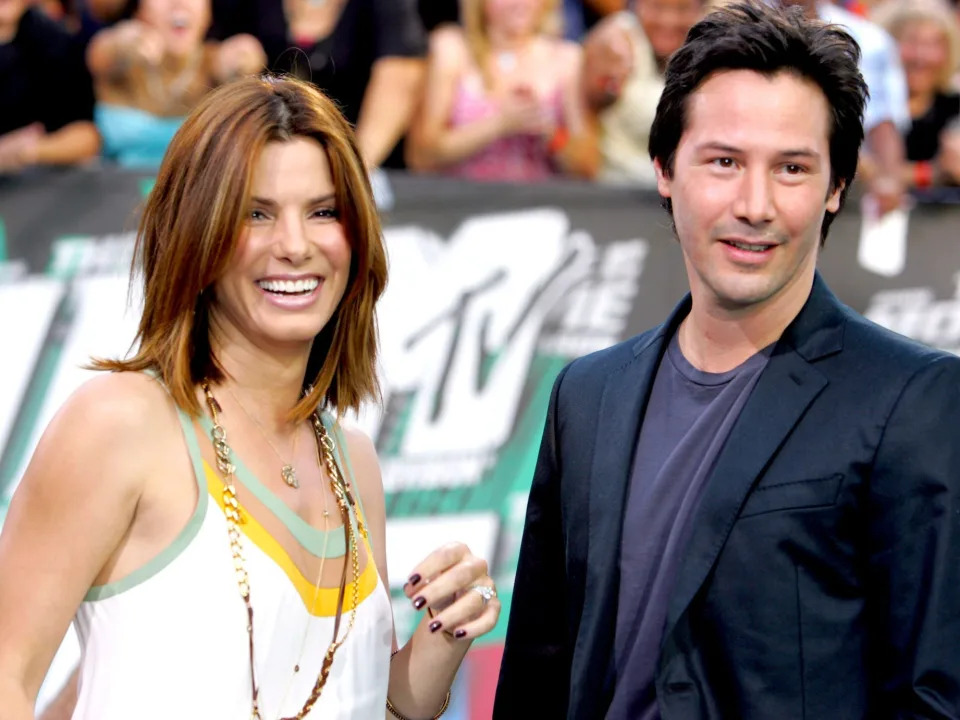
left=648, top=1, right=868, bottom=242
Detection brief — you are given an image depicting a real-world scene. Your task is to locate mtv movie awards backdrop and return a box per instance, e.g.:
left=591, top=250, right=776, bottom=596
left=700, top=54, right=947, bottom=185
left=1, top=168, right=959, bottom=717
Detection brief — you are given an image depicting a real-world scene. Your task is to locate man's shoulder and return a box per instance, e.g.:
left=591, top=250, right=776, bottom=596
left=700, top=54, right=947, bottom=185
left=559, top=325, right=664, bottom=388
left=839, top=304, right=959, bottom=381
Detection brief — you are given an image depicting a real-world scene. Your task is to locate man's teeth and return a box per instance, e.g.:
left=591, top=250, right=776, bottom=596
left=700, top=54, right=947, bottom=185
left=257, top=278, right=319, bottom=294
left=728, top=241, right=770, bottom=252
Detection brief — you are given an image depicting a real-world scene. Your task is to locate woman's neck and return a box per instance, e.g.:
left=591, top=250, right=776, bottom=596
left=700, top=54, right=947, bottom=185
left=207, top=321, right=312, bottom=432
left=486, top=26, right=534, bottom=54
left=909, top=90, right=936, bottom=119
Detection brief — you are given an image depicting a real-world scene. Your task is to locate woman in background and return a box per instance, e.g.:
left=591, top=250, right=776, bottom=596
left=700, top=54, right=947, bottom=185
left=0, top=75, right=498, bottom=719
left=406, top=0, right=598, bottom=181
left=87, top=0, right=264, bottom=167
left=874, top=0, right=960, bottom=187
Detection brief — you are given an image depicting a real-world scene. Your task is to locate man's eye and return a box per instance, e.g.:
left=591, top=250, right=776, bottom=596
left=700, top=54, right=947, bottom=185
left=783, top=164, right=806, bottom=175
left=712, top=157, right=736, bottom=169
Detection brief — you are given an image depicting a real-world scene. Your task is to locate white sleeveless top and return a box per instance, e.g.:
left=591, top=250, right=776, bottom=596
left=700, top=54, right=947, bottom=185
left=71, top=406, right=393, bottom=720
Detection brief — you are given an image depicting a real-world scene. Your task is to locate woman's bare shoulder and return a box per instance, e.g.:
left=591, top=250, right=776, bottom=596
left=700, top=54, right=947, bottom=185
left=429, top=23, right=470, bottom=63
left=37, top=371, right=180, bottom=473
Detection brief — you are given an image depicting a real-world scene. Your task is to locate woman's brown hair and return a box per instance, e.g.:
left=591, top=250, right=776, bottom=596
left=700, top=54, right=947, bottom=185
left=96, top=74, right=388, bottom=421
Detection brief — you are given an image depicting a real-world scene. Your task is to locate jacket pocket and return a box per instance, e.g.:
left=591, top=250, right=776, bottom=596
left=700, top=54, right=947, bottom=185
left=739, top=473, right=844, bottom=519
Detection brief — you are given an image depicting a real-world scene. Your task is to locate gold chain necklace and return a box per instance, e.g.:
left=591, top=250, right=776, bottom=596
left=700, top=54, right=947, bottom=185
left=226, top=385, right=301, bottom=489
left=202, top=382, right=366, bottom=720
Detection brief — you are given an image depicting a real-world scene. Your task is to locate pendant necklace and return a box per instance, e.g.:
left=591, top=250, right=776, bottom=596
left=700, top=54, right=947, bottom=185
left=227, top=386, right=301, bottom=489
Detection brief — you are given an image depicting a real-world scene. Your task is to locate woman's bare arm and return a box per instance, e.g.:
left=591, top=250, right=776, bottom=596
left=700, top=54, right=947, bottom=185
left=0, top=375, right=152, bottom=713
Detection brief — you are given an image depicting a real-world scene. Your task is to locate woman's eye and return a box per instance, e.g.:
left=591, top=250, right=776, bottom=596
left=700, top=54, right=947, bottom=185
left=311, top=207, right=340, bottom=220
left=249, top=209, right=268, bottom=221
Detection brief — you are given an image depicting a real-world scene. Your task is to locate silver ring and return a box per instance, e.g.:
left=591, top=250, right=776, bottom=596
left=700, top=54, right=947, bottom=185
left=471, top=584, right=497, bottom=607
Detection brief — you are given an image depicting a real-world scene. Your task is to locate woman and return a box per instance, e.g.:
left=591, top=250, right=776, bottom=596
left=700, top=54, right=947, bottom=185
left=211, top=0, right=426, bottom=169
left=406, top=0, right=598, bottom=181
left=582, top=0, right=704, bottom=185
left=874, top=0, right=960, bottom=187
left=86, top=0, right=265, bottom=168
left=0, top=75, right=499, bottom=719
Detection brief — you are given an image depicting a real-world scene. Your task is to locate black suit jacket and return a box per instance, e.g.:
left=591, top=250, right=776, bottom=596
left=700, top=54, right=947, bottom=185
left=494, top=275, right=960, bottom=719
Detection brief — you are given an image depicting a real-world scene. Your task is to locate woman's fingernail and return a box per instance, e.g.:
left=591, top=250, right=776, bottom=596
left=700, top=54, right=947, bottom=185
left=429, top=620, right=443, bottom=633
left=407, top=573, right=421, bottom=586
left=413, top=596, right=426, bottom=610
left=455, top=629, right=468, bottom=639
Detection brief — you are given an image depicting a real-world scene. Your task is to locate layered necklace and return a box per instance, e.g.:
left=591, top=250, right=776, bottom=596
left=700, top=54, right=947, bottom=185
left=202, top=382, right=367, bottom=720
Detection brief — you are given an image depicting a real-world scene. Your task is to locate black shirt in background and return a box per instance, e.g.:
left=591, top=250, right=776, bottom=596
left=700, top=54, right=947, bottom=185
left=211, top=0, right=426, bottom=127
left=905, top=92, right=960, bottom=163
left=0, top=7, right=95, bottom=136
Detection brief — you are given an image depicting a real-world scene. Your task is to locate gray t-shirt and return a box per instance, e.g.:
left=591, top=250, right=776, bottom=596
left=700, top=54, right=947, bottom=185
left=606, top=331, right=771, bottom=720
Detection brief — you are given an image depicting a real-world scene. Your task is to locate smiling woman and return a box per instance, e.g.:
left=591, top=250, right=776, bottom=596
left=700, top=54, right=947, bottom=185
left=0, top=75, right=500, bottom=720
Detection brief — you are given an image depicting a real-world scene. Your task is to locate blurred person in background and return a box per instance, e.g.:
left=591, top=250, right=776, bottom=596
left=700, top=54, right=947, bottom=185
left=0, top=0, right=100, bottom=173
left=779, top=0, right=910, bottom=214
left=406, top=0, right=598, bottom=182
left=874, top=0, right=960, bottom=187
left=563, top=0, right=627, bottom=39
left=86, top=0, right=265, bottom=168
left=582, top=0, right=705, bottom=185
left=211, top=0, right=426, bottom=170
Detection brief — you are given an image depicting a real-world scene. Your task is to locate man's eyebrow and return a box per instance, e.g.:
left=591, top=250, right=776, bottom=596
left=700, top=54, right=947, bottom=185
left=693, top=143, right=821, bottom=159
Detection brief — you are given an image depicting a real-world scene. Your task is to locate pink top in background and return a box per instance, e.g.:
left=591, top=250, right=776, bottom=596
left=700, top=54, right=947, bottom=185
left=444, top=79, right=565, bottom=182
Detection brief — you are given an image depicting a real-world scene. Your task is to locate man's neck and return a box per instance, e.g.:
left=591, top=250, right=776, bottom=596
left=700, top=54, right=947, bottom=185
left=678, top=271, right=816, bottom=373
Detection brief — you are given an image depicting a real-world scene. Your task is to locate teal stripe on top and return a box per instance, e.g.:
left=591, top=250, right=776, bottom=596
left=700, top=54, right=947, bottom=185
left=84, top=400, right=209, bottom=601
left=330, top=419, right=371, bottom=540
left=195, top=411, right=357, bottom=558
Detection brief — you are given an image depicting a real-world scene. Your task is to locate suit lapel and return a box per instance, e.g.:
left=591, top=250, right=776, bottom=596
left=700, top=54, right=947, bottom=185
left=573, top=297, right=691, bottom=714
left=662, top=274, right=847, bottom=642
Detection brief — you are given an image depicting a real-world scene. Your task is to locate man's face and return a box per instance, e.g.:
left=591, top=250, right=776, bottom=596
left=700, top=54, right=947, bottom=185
left=655, top=70, right=842, bottom=314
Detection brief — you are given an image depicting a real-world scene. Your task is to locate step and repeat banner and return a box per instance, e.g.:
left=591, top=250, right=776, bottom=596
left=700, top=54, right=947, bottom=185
left=1, top=167, right=959, bottom=717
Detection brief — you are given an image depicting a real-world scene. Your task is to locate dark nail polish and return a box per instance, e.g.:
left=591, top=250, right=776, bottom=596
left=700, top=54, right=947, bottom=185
left=407, top=573, right=421, bottom=586
left=455, top=629, right=468, bottom=639
left=413, top=596, right=426, bottom=610
left=429, top=620, right=443, bottom=633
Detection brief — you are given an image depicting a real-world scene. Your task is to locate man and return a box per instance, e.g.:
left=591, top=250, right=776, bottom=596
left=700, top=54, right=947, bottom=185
left=494, top=3, right=960, bottom=718
left=581, top=0, right=705, bottom=185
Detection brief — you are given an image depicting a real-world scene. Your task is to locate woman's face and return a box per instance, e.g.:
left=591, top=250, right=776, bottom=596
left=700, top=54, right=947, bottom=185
left=637, top=0, right=702, bottom=64
left=211, top=138, right=352, bottom=354
left=137, top=0, right=210, bottom=58
left=898, top=19, right=950, bottom=97
left=483, top=0, right=545, bottom=40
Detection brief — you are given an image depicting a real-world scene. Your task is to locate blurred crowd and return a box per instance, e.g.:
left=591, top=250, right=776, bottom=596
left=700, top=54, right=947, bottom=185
left=2, top=0, right=959, bottom=195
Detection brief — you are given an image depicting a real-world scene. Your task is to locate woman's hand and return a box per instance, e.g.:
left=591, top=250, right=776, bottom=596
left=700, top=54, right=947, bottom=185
left=111, top=19, right=166, bottom=67
left=403, top=542, right=500, bottom=641
left=214, top=34, right=267, bottom=83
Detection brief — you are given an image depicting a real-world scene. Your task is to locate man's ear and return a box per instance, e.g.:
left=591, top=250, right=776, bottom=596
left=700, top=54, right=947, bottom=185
left=654, top=157, right=672, bottom=199
left=826, top=179, right=844, bottom=214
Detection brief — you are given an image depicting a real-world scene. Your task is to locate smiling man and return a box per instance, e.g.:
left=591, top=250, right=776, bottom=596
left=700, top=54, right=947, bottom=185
left=494, top=3, right=960, bottom=718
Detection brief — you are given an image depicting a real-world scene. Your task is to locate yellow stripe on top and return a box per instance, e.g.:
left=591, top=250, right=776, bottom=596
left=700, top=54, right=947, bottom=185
left=204, top=461, right=378, bottom=617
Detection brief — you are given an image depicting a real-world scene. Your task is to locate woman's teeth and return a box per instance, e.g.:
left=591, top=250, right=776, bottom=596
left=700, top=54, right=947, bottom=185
left=257, top=278, right=319, bottom=295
